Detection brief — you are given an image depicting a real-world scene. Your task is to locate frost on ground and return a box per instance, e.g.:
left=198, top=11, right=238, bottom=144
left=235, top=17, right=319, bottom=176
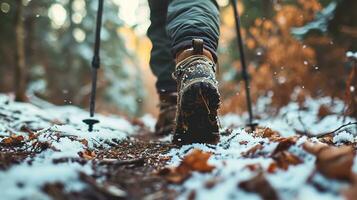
left=0, top=94, right=135, bottom=200
left=1, top=93, right=357, bottom=200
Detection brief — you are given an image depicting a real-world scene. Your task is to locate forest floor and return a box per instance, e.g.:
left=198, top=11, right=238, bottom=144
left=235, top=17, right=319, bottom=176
left=0, top=93, right=357, bottom=200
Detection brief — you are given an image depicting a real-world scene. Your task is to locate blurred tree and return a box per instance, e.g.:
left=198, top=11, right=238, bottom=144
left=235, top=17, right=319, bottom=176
left=219, top=0, right=354, bottom=118
left=0, top=0, right=145, bottom=116
left=14, top=0, right=26, bottom=101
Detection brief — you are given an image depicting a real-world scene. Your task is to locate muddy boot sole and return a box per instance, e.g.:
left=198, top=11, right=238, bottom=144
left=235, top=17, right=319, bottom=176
left=173, top=80, right=220, bottom=145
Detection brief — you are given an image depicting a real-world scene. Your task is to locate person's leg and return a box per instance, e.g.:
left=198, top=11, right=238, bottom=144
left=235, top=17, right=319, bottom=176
left=147, top=0, right=176, bottom=93
left=166, top=0, right=221, bottom=144
left=147, top=0, right=177, bottom=135
left=166, top=0, right=220, bottom=61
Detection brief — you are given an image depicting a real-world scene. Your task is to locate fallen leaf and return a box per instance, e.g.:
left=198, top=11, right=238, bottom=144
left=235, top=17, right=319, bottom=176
left=157, top=167, right=187, bottom=184
left=343, top=185, right=357, bottom=200
left=180, top=149, right=215, bottom=173
left=272, top=137, right=298, bottom=154
left=317, top=146, right=355, bottom=180
left=188, top=190, right=196, bottom=200
left=205, top=178, right=222, bottom=189
left=20, top=126, right=38, bottom=140
left=239, top=172, right=279, bottom=200
left=343, top=175, right=357, bottom=200
left=317, top=105, right=333, bottom=120
left=245, top=163, right=263, bottom=172
left=272, top=151, right=303, bottom=170
left=304, top=141, right=355, bottom=180
left=1, top=135, right=25, bottom=147
left=79, top=149, right=96, bottom=160
left=239, top=141, right=248, bottom=145
left=242, top=144, right=264, bottom=157
left=159, top=149, right=215, bottom=184
left=303, top=141, right=328, bottom=155
left=267, top=162, right=278, bottom=173
left=254, top=127, right=281, bottom=140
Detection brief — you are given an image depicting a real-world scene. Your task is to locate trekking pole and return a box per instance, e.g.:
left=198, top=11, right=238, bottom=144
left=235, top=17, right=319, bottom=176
left=83, top=0, right=103, bottom=132
left=230, top=0, right=258, bottom=130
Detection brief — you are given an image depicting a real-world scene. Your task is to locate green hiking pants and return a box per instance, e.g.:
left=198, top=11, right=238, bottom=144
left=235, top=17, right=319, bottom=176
left=147, top=0, right=220, bottom=93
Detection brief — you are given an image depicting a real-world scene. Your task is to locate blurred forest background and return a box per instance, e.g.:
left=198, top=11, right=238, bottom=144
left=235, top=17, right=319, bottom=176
left=0, top=0, right=356, bottom=119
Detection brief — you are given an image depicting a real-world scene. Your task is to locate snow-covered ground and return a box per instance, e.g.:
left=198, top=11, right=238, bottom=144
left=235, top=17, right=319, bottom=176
left=165, top=96, right=357, bottom=200
left=0, top=93, right=356, bottom=200
left=0, top=94, right=135, bottom=200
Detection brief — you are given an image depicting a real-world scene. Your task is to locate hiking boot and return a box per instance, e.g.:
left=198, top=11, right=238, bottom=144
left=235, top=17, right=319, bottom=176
left=155, top=92, right=177, bottom=135
left=172, top=39, right=220, bottom=144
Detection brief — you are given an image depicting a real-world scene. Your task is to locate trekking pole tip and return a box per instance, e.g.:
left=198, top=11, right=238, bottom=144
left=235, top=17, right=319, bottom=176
left=83, top=118, right=100, bottom=132
left=246, top=122, right=259, bottom=132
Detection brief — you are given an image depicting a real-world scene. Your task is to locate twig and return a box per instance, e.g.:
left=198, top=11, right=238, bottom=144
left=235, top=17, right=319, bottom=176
left=316, top=122, right=357, bottom=138
left=297, top=110, right=309, bottom=135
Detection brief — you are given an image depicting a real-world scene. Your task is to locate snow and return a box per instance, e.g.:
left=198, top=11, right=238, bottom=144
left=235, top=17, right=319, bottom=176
left=252, top=96, right=355, bottom=136
left=0, top=94, right=135, bottom=200
left=333, top=131, right=355, bottom=144
left=1, top=92, right=356, bottom=200
left=346, top=51, right=357, bottom=59
left=166, top=95, right=356, bottom=200
left=140, top=114, right=156, bottom=132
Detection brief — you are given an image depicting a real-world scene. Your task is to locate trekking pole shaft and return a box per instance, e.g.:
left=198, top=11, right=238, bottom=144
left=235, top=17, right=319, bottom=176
left=93, top=0, right=103, bottom=69
left=89, top=0, right=104, bottom=117
left=231, top=0, right=254, bottom=124
left=89, top=68, right=98, bottom=117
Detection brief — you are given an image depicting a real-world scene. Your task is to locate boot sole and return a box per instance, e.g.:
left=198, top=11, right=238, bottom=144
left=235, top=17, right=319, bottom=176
left=173, top=80, right=220, bottom=144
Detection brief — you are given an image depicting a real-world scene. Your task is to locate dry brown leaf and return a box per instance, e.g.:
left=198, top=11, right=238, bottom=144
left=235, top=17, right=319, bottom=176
left=317, top=105, right=333, bottom=120
left=239, top=141, right=248, bottom=145
left=343, top=184, right=357, bottom=200
left=239, top=172, right=279, bottom=200
left=78, top=149, right=96, bottom=160
left=245, top=163, right=263, bottom=172
left=157, top=167, right=190, bottom=184
left=304, top=141, right=355, bottom=181
left=1, top=135, right=25, bottom=147
left=318, top=134, right=334, bottom=145
left=303, top=141, right=328, bottom=155
left=242, top=144, right=264, bottom=157
left=267, top=162, right=278, bottom=173
left=317, top=146, right=355, bottom=181
left=158, top=149, right=215, bottom=184
left=180, top=149, right=215, bottom=173
left=254, top=127, right=281, bottom=140
left=204, top=177, right=222, bottom=189
left=343, top=175, right=357, bottom=200
left=272, top=151, right=303, bottom=170
left=272, top=137, right=298, bottom=154
left=20, top=126, right=38, bottom=140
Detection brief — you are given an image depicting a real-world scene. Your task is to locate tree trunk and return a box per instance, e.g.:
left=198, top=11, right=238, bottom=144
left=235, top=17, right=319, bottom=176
left=14, top=0, right=27, bottom=101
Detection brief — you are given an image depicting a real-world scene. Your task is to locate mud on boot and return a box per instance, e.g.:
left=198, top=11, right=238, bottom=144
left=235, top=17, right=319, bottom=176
left=172, top=39, right=220, bottom=144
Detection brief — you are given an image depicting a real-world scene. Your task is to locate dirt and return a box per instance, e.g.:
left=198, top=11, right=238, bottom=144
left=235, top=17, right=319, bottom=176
left=41, top=130, right=179, bottom=200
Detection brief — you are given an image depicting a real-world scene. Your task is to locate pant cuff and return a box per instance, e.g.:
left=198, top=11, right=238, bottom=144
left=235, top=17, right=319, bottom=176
left=172, top=38, right=218, bottom=63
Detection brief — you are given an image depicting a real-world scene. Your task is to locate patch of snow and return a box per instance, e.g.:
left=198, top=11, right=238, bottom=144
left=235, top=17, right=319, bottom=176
left=168, top=96, right=356, bottom=200
left=333, top=131, right=355, bottom=144
left=346, top=51, right=357, bottom=59
left=140, top=114, right=156, bottom=132
left=0, top=94, right=136, bottom=200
